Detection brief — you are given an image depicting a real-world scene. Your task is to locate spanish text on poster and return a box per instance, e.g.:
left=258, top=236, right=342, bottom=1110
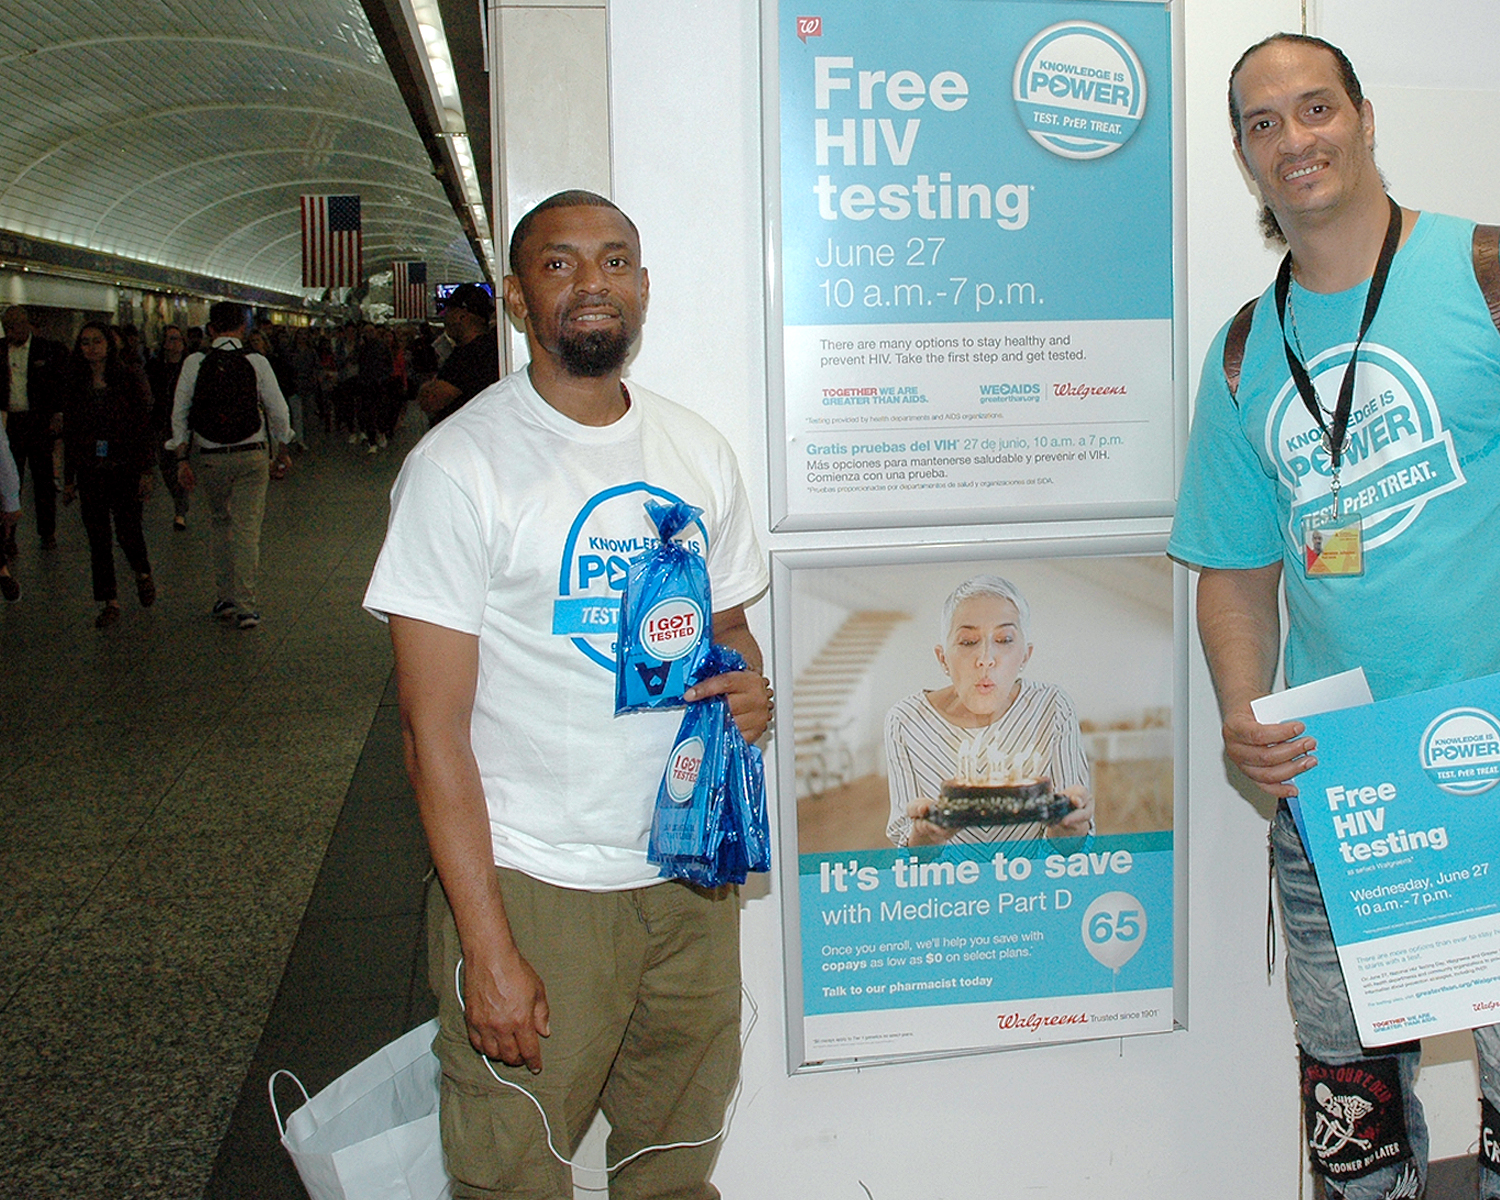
left=771, top=0, right=1177, bottom=529
left=1287, top=671, right=1500, bottom=1046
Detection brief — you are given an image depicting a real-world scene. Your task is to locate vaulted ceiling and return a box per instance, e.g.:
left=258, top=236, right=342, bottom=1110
left=0, top=0, right=487, bottom=300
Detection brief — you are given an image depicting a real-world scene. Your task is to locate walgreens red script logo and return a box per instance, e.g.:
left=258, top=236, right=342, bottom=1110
left=996, top=1010, right=1088, bottom=1032
left=1053, top=382, right=1128, bottom=398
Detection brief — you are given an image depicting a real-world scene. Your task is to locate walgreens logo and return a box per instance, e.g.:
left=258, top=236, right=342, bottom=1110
left=1053, top=382, right=1127, bottom=398
left=996, top=1010, right=1089, bottom=1032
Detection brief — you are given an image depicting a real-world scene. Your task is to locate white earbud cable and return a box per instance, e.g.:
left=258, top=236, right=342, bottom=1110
left=454, top=958, right=755, bottom=1181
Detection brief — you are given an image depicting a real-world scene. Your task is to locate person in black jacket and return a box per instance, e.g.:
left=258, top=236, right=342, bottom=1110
left=145, top=325, right=190, bottom=531
left=2, top=305, right=67, bottom=558
left=60, top=322, right=156, bottom=628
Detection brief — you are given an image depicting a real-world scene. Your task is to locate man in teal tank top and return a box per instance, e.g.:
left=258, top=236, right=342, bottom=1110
left=1169, top=34, right=1500, bottom=1199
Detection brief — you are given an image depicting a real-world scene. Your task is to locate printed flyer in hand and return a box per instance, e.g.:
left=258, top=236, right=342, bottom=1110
left=1287, top=671, right=1500, bottom=1046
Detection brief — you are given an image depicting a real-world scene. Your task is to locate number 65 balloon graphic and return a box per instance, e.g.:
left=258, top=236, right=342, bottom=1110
left=1082, top=891, right=1147, bottom=970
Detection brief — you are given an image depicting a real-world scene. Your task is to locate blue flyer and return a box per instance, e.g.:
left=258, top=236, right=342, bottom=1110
left=1288, top=671, right=1500, bottom=1045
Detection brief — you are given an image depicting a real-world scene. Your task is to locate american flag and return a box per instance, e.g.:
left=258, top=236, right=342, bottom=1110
left=300, top=195, right=363, bottom=289
left=392, top=261, right=429, bottom=321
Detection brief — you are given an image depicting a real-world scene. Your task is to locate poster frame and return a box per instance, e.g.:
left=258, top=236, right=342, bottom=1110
left=759, top=0, right=1190, bottom=533
left=770, top=533, right=1190, bottom=1073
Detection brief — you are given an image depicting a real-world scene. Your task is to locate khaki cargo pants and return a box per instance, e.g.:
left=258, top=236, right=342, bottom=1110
left=427, top=869, right=741, bottom=1200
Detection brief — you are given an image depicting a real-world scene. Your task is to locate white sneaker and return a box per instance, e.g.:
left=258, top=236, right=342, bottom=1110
left=347, top=432, right=361, bottom=444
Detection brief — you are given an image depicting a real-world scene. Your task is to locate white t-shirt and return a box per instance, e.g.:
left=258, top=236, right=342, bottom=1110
left=364, top=370, right=768, bottom=890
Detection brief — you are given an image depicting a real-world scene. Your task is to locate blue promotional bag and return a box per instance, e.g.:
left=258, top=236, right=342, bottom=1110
left=615, top=501, right=711, bottom=714
left=648, top=644, right=771, bottom=887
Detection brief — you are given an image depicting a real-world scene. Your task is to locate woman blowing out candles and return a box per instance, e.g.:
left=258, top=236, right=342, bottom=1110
left=885, top=574, right=1094, bottom=848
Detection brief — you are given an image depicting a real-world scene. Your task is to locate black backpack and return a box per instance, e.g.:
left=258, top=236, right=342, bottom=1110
left=188, top=346, right=262, bottom=442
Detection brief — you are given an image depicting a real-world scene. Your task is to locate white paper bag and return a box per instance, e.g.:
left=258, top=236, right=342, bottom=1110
left=270, top=1019, right=453, bottom=1200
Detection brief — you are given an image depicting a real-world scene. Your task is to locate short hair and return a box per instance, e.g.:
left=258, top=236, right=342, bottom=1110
left=1228, top=33, right=1365, bottom=142
left=207, top=301, right=248, bottom=335
left=507, top=190, right=639, bottom=275
left=939, top=574, right=1032, bottom=645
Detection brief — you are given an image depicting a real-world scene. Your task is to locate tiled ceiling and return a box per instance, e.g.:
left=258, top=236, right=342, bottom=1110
left=0, top=0, right=481, bottom=295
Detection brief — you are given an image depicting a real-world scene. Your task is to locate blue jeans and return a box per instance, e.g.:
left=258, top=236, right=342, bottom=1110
left=1274, top=805, right=1500, bottom=1198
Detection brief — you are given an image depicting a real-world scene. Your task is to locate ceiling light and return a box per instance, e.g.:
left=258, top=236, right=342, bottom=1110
left=399, top=0, right=494, bottom=275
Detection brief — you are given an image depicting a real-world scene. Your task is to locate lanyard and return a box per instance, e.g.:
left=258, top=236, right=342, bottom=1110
left=1273, top=195, right=1403, bottom=475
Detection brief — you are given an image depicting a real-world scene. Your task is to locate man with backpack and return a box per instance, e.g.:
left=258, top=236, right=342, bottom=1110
left=169, top=301, right=293, bottom=630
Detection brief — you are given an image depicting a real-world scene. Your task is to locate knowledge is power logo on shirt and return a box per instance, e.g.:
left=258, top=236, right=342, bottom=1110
left=553, top=482, right=707, bottom=671
left=1013, top=22, right=1146, bottom=159
left=1420, top=707, right=1500, bottom=795
left=1265, top=343, right=1465, bottom=554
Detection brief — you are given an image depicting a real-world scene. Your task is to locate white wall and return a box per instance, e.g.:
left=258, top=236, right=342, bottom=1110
left=478, top=0, right=1500, bottom=1193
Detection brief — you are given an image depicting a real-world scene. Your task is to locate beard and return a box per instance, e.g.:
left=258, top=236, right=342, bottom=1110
left=557, top=324, right=633, bottom=377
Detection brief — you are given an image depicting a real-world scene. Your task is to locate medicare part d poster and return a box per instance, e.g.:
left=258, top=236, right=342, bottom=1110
left=777, top=548, right=1180, bottom=1068
left=1287, top=672, right=1500, bottom=1047
left=772, top=0, right=1176, bottom=529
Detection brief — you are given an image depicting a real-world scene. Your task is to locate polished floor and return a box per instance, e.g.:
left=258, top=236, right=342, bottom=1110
left=0, top=422, right=430, bottom=1197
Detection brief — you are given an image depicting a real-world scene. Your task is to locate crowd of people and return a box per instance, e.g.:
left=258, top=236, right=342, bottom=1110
left=0, top=296, right=498, bottom=627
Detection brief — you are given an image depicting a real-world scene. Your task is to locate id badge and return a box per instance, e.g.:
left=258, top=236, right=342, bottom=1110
left=1303, top=516, right=1363, bottom=578
left=95, top=439, right=109, bottom=458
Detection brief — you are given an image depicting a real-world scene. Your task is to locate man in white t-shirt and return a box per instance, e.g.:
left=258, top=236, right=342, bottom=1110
left=365, top=191, right=769, bottom=1200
